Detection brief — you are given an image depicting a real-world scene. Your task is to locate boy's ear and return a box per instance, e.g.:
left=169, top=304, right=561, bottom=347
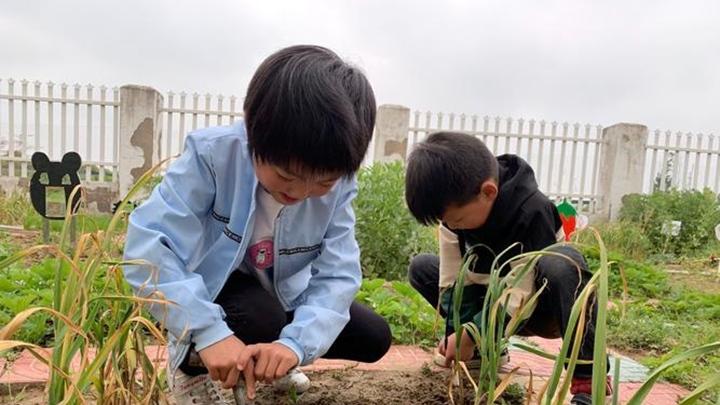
left=480, top=180, right=498, bottom=201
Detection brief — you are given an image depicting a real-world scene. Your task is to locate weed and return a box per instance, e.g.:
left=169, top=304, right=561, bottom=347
left=0, top=191, right=34, bottom=226
left=356, top=278, right=439, bottom=346
left=420, top=361, right=433, bottom=377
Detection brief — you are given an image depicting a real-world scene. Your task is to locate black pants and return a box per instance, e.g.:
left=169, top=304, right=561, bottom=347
left=408, top=245, right=604, bottom=378
left=180, top=271, right=392, bottom=375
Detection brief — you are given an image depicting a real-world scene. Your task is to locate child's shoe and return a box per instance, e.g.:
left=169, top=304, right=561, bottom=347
left=570, top=392, right=592, bottom=405
left=272, top=368, right=311, bottom=393
left=232, top=368, right=311, bottom=404
left=169, top=368, right=232, bottom=405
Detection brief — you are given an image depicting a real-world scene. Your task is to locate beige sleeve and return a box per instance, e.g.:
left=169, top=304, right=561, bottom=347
left=438, top=225, right=491, bottom=287
left=438, top=225, right=464, bottom=288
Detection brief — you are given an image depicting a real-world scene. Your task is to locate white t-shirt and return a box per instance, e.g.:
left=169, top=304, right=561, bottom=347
left=240, top=187, right=284, bottom=292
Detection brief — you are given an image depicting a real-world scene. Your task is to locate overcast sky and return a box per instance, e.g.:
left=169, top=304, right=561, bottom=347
left=2, top=0, right=719, bottom=134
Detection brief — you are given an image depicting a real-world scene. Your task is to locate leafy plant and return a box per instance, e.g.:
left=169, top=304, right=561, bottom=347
left=0, top=259, right=66, bottom=346
left=575, top=221, right=652, bottom=261
left=354, top=162, right=437, bottom=280
left=620, top=189, right=720, bottom=256
left=356, top=278, right=439, bottom=346
left=0, top=162, right=170, bottom=404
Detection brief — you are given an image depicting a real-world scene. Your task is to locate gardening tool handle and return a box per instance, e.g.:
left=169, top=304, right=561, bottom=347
left=233, top=377, right=248, bottom=405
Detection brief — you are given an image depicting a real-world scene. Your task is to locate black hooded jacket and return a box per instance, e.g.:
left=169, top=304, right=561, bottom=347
left=452, top=154, right=562, bottom=275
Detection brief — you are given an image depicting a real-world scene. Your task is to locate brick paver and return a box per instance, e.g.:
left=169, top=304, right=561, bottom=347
left=0, top=339, right=689, bottom=404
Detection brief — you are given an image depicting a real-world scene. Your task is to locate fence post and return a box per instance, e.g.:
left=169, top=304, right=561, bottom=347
left=373, top=104, right=411, bottom=163
left=117, top=85, right=163, bottom=198
left=596, top=123, right=648, bottom=221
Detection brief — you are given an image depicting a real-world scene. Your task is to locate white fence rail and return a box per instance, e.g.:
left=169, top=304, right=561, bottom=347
left=160, top=92, right=243, bottom=160
left=643, top=130, right=720, bottom=194
left=405, top=111, right=604, bottom=213
left=1, top=79, right=719, bottom=216
left=0, top=79, right=119, bottom=184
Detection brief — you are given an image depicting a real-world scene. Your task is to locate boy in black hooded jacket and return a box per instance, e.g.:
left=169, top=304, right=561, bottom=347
left=405, top=131, right=609, bottom=405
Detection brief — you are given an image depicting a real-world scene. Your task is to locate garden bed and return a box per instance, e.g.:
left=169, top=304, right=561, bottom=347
left=253, top=369, right=489, bottom=405
left=0, top=370, right=514, bottom=405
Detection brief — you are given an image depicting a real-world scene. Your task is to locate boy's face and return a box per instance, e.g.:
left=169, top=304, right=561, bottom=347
left=254, top=159, right=342, bottom=205
left=441, top=181, right=498, bottom=230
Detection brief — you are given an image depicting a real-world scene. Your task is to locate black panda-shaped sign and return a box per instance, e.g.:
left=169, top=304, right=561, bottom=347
left=30, top=151, right=82, bottom=219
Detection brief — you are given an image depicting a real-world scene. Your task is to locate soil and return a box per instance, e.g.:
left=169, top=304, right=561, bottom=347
left=253, top=369, right=479, bottom=405
left=0, top=369, right=525, bottom=405
left=0, top=385, right=45, bottom=405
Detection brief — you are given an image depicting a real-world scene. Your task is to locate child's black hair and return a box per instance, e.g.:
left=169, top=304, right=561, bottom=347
left=244, top=45, right=376, bottom=177
left=405, top=131, right=499, bottom=225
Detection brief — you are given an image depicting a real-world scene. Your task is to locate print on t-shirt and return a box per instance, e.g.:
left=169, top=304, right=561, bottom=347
left=247, top=239, right=273, bottom=271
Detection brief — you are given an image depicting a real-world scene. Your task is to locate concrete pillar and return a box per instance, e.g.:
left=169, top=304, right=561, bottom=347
left=373, top=104, right=411, bottom=163
left=596, top=123, right=648, bottom=221
left=118, top=85, right=163, bottom=198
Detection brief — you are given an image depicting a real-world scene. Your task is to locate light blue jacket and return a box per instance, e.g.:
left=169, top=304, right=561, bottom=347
left=123, top=121, right=361, bottom=371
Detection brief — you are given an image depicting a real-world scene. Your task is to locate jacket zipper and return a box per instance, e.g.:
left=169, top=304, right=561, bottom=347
left=272, top=206, right=288, bottom=309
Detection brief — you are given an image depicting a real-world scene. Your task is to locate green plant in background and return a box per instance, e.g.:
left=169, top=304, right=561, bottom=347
left=354, top=162, right=437, bottom=280
left=588, top=245, right=720, bottom=400
left=0, top=163, right=170, bottom=404
left=356, top=278, right=439, bottom=346
left=575, top=221, right=652, bottom=261
left=0, top=191, right=35, bottom=226
left=0, top=188, right=117, bottom=237
left=0, top=259, right=68, bottom=347
left=620, top=189, right=720, bottom=257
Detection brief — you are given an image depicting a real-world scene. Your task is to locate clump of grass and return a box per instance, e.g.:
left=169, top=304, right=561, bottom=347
left=0, top=191, right=34, bottom=226
left=0, top=162, right=170, bottom=404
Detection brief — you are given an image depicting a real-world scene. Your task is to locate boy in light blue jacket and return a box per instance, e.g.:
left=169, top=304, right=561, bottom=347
left=123, top=45, right=391, bottom=404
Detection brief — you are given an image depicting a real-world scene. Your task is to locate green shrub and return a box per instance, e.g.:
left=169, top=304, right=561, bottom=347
left=355, top=278, right=438, bottom=346
left=576, top=222, right=652, bottom=261
left=354, top=162, right=437, bottom=280
left=620, top=189, right=720, bottom=256
left=583, top=246, right=670, bottom=298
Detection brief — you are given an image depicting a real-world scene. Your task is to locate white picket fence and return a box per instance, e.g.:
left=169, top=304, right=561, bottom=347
left=1, top=78, right=718, bottom=216
left=0, top=79, right=119, bottom=184
left=161, top=92, right=243, bottom=160
left=402, top=112, right=604, bottom=212
left=643, top=130, right=720, bottom=194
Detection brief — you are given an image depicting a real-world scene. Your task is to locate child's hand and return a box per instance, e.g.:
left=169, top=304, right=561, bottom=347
left=197, top=335, right=246, bottom=389
left=438, top=331, right=475, bottom=367
left=236, top=342, right=299, bottom=387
